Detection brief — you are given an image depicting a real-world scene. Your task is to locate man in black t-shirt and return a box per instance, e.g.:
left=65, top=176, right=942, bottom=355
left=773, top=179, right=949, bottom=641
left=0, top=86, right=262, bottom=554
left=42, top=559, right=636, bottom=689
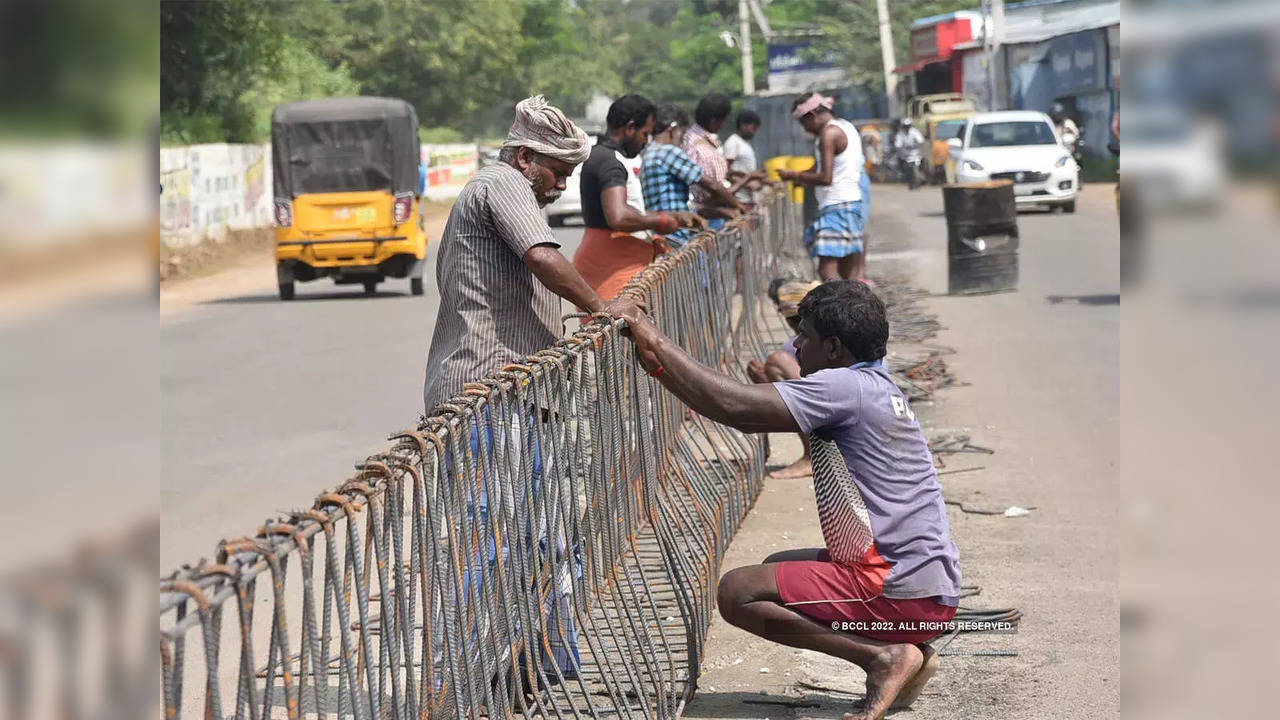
left=572, top=94, right=706, bottom=299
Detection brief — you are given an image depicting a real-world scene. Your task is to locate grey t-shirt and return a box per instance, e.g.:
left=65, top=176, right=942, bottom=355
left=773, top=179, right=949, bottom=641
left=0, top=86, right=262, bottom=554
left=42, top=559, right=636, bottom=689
left=774, top=362, right=961, bottom=604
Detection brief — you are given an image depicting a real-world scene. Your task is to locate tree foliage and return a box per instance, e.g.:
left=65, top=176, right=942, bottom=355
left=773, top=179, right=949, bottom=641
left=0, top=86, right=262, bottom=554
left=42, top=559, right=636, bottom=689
left=160, top=0, right=975, bottom=144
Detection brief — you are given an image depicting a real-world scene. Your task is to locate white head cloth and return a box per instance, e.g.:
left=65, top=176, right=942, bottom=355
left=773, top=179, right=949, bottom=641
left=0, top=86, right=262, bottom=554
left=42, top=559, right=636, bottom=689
left=501, top=95, right=590, bottom=165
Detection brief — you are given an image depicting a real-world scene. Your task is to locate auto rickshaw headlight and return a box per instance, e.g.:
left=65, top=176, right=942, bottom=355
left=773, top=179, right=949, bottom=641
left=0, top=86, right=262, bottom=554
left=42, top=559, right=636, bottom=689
left=274, top=200, right=292, bottom=228
left=392, top=193, right=413, bottom=224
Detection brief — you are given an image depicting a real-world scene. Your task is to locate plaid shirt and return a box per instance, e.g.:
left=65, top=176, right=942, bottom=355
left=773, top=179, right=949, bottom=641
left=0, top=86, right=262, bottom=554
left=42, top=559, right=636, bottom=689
left=681, top=123, right=728, bottom=209
left=640, top=143, right=703, bottom=246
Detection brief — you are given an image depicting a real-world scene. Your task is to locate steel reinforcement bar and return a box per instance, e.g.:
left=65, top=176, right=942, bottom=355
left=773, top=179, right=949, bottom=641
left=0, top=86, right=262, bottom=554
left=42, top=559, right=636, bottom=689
left=160, top=190, right=803, bottom=720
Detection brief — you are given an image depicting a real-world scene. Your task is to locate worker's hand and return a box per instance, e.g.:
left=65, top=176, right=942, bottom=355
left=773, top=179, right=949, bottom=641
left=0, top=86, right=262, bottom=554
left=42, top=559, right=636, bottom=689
left=601, top=296, right=648, bottom=328
left=776, top=169, right=796, bottom=181
left=652, top=235, right=672, bottom=255
left=624, top=312, right=663, bottom=371
left=673, top=211, right=707, bottom=231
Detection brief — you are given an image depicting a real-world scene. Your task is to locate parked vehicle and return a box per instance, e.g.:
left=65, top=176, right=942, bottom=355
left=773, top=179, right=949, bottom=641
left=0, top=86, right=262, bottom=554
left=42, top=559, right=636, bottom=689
left=852, top=119, right=894, bottom=182
left=1120, top=109, right=1225, bottom=211
left=925, top=115, right=972, bottom=184
left=271, top=97, right=427, bottom=299
left=949, top=110, right=1080, bottom=213
left=907, top=93, right=977, bottom=124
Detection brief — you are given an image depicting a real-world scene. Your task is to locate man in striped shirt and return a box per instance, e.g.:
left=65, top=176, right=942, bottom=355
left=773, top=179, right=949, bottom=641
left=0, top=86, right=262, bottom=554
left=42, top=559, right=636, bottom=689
left=682, top=93, right=750, bottom=229
left=423, top=96, right=645, bottom=411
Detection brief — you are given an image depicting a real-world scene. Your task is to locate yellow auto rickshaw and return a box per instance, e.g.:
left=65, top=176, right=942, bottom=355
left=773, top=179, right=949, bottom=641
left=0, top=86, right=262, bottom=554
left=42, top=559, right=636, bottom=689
left=271, top=97, right=427, bottom=300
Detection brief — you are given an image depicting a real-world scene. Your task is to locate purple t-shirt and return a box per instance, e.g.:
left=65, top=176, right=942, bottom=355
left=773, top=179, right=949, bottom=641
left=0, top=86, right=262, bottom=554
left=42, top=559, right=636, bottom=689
left=774, top=363, right=961, bottom=604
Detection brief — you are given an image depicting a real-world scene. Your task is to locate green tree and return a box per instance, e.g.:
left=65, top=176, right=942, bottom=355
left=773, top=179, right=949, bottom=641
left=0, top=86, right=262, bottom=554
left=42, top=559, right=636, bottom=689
left=161, top=0, right=287, bottom=142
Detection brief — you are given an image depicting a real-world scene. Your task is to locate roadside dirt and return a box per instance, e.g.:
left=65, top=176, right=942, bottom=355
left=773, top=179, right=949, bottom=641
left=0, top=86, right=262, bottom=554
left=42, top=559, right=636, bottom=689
left=682, top=183, right=1120, bottom=720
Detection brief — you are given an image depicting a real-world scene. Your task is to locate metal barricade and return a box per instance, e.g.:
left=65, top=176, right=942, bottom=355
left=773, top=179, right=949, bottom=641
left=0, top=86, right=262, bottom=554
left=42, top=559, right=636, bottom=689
left=159, top=189, right=802, bottom=720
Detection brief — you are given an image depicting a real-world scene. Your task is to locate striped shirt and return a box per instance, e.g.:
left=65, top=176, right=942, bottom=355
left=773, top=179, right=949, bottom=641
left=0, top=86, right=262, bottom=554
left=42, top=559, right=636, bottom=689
left=423, top=163, right=562, bottom=411
left=681, top=123, right=728, bottom=210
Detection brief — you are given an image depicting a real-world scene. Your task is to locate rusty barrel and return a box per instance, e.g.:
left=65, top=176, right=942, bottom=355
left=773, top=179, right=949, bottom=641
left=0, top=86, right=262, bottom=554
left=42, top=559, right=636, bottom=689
left=943, top=181, right=1019, bottom=294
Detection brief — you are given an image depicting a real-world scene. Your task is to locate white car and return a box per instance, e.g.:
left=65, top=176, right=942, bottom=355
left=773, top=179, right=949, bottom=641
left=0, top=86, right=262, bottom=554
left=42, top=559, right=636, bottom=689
left=1120, top=110, right=1225, bottom=212
left=544, top=135, right=645, bottom=226
left=950, top=110, right=1080, bottom=213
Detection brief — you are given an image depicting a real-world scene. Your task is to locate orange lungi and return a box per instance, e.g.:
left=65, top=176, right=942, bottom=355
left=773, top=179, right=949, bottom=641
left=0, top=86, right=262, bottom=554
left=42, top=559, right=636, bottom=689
left=571, top=227, right=666, bottom=300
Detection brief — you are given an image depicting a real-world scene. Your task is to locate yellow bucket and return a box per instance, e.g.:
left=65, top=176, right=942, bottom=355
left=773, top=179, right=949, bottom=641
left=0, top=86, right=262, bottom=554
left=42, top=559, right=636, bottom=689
left=786, top=156, right=815, bottom=204
left=764, top=156, right=790, bottom=182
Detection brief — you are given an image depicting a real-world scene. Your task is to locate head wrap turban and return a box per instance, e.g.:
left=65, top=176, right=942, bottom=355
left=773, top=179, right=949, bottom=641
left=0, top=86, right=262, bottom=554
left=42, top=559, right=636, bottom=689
left=502, top=95, right=590, bottom=165
left=792, top=93, right=835, bottom=120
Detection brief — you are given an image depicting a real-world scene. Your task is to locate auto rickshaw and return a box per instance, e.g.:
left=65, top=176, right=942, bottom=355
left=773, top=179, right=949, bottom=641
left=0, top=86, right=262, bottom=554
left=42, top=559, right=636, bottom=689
left=906, top=94, right=977, bottom=184
left=924, top=111, right=973, bottom=184
left=271, top=97, right=427, bottom=300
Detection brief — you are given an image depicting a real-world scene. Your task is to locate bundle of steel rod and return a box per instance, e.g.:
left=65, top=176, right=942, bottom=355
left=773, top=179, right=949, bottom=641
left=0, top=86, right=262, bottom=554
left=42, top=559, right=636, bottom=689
left=159, top=190, right=801, bottom=720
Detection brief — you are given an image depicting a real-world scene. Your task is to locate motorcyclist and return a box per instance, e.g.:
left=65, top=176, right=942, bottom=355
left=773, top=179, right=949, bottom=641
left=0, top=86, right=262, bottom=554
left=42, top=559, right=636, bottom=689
left=1051, top=102, right=1081, bottom=151
left=891, top=118, right=925, bottom=188
left=892, top=117, right=925, bottom=157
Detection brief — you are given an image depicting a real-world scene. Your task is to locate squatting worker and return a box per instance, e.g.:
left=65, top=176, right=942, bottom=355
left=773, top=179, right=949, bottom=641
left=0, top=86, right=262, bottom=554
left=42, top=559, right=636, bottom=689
left=423, top=95, right=646, bottom=410
left=640, top=104, right=743, bottom=249
left=573, top=94, right=706, bottom=300
left=682, top=93, right=752, bottom=230
left=625, top=280, right=961, bottom=720
left=778, top=93, right=869, bottom=283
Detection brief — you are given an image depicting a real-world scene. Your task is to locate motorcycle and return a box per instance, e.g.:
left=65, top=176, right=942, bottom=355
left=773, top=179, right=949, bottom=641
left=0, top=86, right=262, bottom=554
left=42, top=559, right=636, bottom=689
left=1060, top=124, right=1086, bottom=165
left=891, top=147, right=925, bottom=190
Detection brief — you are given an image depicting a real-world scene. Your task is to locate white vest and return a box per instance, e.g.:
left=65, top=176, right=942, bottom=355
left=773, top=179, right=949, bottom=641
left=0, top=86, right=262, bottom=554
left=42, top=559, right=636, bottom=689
left=814, top=118, right=864, bottom=208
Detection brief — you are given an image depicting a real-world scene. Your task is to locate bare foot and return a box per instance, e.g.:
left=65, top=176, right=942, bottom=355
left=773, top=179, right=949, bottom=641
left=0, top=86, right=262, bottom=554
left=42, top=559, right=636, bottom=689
left=889, top=644, right=938, bottom=710
left=769, top=456, right=812, bottom=479
left=841, top=643, right=924, bottom=720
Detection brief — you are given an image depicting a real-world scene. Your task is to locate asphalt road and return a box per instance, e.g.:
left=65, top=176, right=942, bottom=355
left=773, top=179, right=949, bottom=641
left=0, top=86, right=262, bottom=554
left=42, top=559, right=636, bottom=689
left=161, top=184, right=1119, bottom=716
left=160, top=216, right=587, bottom=570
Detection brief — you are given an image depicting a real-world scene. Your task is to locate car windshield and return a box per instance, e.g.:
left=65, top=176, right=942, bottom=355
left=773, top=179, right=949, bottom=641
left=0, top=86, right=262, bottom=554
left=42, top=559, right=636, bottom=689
left=934, top=120, right=965, bottom=140
left=970, top=121, right=1057, bottom=148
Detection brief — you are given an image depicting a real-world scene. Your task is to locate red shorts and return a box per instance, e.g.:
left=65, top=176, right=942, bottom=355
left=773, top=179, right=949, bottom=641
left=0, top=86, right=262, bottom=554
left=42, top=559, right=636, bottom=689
left=774, top=550, right=957, bottom=644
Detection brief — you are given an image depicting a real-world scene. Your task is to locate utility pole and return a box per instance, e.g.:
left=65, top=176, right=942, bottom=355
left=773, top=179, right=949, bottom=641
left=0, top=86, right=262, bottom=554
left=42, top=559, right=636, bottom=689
left=982, top=0, right=1005, bottom=110
left=739, top=0, right=755, bottom=95
left=875, top=0, right=898, bottom=114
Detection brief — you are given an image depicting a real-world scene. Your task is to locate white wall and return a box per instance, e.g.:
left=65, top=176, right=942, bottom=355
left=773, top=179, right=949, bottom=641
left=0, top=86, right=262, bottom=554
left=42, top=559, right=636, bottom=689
left=159, top=144, right=272, bottom=247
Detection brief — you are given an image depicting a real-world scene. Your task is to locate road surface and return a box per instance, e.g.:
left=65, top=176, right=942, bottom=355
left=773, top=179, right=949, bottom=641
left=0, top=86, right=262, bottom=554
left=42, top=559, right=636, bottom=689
left=683, top=182, right=1120, bottom=720
left=161, top=184, right=1120, bottom=719
left=160, top=214, right=589, bottom=570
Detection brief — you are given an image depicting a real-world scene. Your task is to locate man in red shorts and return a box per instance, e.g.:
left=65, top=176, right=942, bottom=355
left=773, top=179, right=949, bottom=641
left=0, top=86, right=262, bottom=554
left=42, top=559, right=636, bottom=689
left=625, top=280, right=961, bottom=720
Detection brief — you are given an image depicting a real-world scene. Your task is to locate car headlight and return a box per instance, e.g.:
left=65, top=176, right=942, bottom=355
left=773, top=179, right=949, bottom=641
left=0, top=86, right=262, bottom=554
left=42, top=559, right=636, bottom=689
left=963, top=159, right=984, bottom=172
left=1054, top=155, right=1070, bottom=168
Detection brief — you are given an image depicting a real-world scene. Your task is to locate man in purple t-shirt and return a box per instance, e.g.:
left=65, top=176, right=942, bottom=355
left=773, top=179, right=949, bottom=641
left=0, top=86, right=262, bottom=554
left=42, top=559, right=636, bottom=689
left=626, top=280, right=961, bottom=720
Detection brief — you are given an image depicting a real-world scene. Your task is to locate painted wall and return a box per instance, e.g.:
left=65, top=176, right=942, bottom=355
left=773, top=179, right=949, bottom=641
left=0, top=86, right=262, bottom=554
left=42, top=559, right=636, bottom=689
left=160, top=144, right=272, bottom=247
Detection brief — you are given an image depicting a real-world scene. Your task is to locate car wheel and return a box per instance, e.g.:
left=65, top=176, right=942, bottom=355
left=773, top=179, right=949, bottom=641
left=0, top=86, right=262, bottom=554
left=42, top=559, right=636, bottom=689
left=278, top=282, right=295, bottom=301
left=410, top=277, right=425, bottom=296
left=363, top=279, right=378, bottom=294
left=1062, top=200, right=1076, bottom=214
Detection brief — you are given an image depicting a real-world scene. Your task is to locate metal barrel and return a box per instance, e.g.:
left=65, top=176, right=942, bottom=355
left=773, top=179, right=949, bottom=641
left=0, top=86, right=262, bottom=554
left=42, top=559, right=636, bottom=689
left=943, top=181, right=1020, bottom=295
